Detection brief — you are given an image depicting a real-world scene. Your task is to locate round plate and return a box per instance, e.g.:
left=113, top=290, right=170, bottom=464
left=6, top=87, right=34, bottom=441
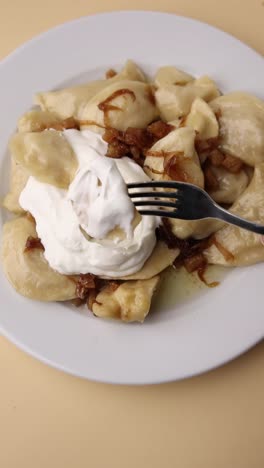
left=0, top=11, right=263, bottom=384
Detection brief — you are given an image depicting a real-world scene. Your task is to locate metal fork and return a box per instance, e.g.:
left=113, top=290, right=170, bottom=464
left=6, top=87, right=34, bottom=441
left=127, top=181, right=264, bottom=235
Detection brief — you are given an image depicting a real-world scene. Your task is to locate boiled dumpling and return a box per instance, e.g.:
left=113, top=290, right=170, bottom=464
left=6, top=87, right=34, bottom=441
left=208, top=166, right=249, bottom=204
left=210, top=92, right=264, bottom=166
left=169, top=218, right=224, bottom=240
left=1, top=216, right=76, bottom=301
left=2, top=158, right=29, bottom=213
left=155, top=76, right=220, bottom=122
left=9, top=130, right=77, bottom=189
left=118, top=59, right=147, bottom=82
left=92, top=276, right=160, bottom=322
left=144, top=127, right=224, bottom=239
left=144, top=127, right=204, bottom=187
left=18, top=110, right=77, bottom=133
left=122, top=241, right=179, bottom=280
left=205, top=163, right=264, bottom=265
left=154, top=66, right=193, bottom=87
left=35, top=60, right=147, bottom=119
left=184, top=97, right=219, bottom=140
left=78, top=80, right=159, bottom=132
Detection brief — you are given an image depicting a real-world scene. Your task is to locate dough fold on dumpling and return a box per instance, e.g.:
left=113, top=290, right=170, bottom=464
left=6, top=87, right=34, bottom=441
left=77, top=80, right=159, bottom=132
left=208, top=166, right=249, bottom=204
left=155, top=76, right=220, bottom=122
left=210, top=92, right=264, bottom=166
left=35, top=60, right=147, bottom=119
left=144, top=127, right=204, bottom=187
left=184, top=97, right=219, bottom=140
left=154, top=66, right=194, bottom=87
left=144, top=126, right=222, bottom=239
left=204, top=163, right=264, bottom=266
left=92, top=276, right=160, bottom=322
left=18, top=110, right=77, bottom=133
left=2, top=158, right=29, bottom=213
left=9, top=130, right=77, bottom=189
left=1, top=216, right=76, bottom=301
left=121, top=241, right=179, bottom=280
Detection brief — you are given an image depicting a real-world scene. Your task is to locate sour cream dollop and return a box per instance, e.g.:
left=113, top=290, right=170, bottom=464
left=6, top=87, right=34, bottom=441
left=19, top=129, right=158, bottom=278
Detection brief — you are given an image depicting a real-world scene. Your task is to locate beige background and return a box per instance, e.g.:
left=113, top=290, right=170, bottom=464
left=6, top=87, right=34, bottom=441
left=0, top=1, right=264, bottom=467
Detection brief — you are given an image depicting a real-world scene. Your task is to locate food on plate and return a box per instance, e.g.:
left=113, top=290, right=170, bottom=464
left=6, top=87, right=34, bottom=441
left=1, top=61, right=264, bottom=322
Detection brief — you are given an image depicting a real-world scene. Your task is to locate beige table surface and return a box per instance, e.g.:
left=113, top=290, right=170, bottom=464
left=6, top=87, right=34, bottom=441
left=0, top=1, right=264, bottom=467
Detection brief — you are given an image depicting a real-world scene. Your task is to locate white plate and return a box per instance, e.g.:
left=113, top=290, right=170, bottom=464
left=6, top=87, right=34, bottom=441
left=0, top=11, right=263, bottom=384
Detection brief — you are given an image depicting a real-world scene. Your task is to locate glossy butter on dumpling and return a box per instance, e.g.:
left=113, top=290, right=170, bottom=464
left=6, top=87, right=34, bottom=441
left=1, top=216, right=76, bottom=301
left=92, top=276, right=160, bottom=322
left=184, top=98, right=219, bottom=140
left=34, top=60, right=147, bottom=120
left=204, top=163, right=264, bottom=266
left=155, top=76, right=220, bottom=122
left=208, top=165, right=249, bottom=204
left=144, top=127, right=204, bottom=187
left=9, top=130, right=78, bottom=189
left=78, top=80, right=159, bottom=132
left=210, top=92, right=264, bottom=166
left=154, top=66, right=194, bottom=87
left=2, top=158, right=29, bottom=214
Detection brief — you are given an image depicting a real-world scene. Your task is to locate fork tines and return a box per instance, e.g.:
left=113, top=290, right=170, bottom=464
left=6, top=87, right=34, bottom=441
left=127, top=181, right=183, bottom=217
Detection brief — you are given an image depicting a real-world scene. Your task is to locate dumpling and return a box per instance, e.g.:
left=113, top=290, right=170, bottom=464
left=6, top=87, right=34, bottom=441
left=2, top=158, right=29, bottom=213
left=122, top=241, right=179, bottom=280
left=169, top=218, right=224, bottom=240
left=155, top=76, right=220, bottom=122
left=205, top=163, right=264, bottom=266
left=144, top=127, right=223, bottom=239
left=18, top=110, right=77, bottom=133
left=9, top=130, right=77, bottom=189
left=208, top=166, right=249, bottom=204
left=210, top=92, right=264, bottom=166
left=77, top=80, right=159, bottom=132
left=35, top=60, right=147, bottom=119
left=144, top=127, right=204, bottom=187
left=118, top=59, right=147, bottom=82
left=154, top=66, right=193, bottom=87
left=92, top=276, right=160, bottom=322
left=184, top=98, right=219, bottom=140
left=1, top=216, right=76, bottom=301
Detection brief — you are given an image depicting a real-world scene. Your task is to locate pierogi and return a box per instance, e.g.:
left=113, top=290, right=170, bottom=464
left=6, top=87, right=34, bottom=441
left=1, top=61, right=264, bottom=322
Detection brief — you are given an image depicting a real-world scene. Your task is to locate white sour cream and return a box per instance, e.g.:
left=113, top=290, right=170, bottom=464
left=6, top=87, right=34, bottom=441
left=19, top=129, right=158, bottom=278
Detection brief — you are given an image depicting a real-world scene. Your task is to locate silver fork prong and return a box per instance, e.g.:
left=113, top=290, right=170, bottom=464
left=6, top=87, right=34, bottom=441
left=127, top=181, right=185, bottom=189
left=138, top=209, right=181, bottom=219
left=133, top=200, right=178, bottom=209
left=128, top=191, right=179, bottom=199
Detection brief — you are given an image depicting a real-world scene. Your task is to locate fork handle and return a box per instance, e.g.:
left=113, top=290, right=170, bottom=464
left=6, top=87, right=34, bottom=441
left=215, top=205, right=264, bottom=235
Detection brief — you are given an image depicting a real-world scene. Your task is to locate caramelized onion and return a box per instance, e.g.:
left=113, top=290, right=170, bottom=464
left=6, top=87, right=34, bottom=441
left=75, top=273, right=96, bottom=300
left=208, top=149, right=225, bottom=167
left=147, top=120, right=174, bottom=139
left=204, top=164, right=219, bottom=190
left=221, top=153, right=243, bottom=173
left=24, top=236, right=44, bottom=253
left=212, top=237, right=235, bottom=262
left=163, top=153, right=194, bottom=183
left=105, top=68, right=117, bottom=79
left=156, top=219, right=218, bottom=287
